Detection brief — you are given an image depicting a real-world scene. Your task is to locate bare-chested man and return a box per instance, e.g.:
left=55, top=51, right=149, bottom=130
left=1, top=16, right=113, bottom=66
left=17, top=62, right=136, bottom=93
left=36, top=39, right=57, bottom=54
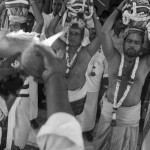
left=93, top=1, right=150, bottom=150
left=47, top=1, right=102, bottom=129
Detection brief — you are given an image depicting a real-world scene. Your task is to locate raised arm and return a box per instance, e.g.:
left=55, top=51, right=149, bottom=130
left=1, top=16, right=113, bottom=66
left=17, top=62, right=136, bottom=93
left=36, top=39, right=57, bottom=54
left=0, top=1, right=5, bottom=16
left=46, top=15, right=61, bottom=37
left=101, top=0, right=126, bottom=60
left=42, top=0, right=50, bottom=14
left=86, top=10, right=102, bottom=57
left=46, top=1, right=66, bottom=54
left=47, top=1, right=66, bottom=37
left=29, top=0, right=44, bottom=34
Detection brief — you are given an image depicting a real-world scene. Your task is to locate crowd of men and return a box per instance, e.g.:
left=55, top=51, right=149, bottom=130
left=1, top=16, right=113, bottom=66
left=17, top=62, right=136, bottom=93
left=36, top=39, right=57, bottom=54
left=0, top=0, right=150, bottom=150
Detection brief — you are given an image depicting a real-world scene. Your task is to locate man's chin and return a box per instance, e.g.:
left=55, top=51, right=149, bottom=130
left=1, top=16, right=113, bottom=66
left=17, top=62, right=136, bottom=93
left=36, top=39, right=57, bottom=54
left=54, top=11, right=60, bottom=15
left=125, top=53, right=138, bottom=58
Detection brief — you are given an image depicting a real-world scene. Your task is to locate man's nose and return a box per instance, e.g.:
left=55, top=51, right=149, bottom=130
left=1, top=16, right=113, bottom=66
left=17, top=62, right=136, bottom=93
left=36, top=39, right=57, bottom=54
left=129, top=42, right=136, bottom=48
left=54, top=5, right=59, bottom=9
left=70, top=34, right=75, bottom=39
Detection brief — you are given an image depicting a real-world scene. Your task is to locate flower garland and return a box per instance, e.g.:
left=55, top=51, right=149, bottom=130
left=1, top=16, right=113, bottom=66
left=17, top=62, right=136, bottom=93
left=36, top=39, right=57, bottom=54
left=111, top=54, right=140, bottom=126
left=66, top=0, right=94, bottom=20
left=65, top=45, right=82, bottom=77
left=122, top=2, right=150, bottom=25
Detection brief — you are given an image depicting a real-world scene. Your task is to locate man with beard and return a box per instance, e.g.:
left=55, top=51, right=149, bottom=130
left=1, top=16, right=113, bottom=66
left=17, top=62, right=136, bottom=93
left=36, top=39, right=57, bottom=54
left=93, top=1, right=150, bottom=150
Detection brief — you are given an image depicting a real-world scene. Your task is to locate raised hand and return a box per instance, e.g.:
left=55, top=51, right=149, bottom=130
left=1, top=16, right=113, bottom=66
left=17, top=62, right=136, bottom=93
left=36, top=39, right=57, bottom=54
left=59, top=0, right=67, bottom=15
left=117, top=0, right=128, bottom=11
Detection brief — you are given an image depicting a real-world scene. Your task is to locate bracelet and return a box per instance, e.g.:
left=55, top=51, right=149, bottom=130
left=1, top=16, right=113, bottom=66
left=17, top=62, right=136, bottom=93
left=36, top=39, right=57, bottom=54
left=115, top=8, right=121, bottom=13
left=58, top=12, right=62, bottom=18
left=93, top=15, right=99, bottom=20
left=96, top=16, right=99, bottom=20
left=30, top=0, right=36, bottom=5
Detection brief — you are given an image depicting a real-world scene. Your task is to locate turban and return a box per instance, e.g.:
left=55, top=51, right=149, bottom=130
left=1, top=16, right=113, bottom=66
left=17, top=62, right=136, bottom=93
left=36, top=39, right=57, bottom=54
left=122, top=0, right=150, bottom=30
left=123, top=27, right=145, bottom=39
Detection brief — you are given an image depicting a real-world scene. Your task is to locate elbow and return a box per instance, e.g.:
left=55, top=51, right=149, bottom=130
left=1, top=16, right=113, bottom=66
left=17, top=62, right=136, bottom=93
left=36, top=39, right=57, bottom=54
left=101, top=27, right=110, bottom=35
left=39, top=19, right=44, bottom=28
left=36, top=22, right=44, bottom=32
left=37, top=17, right=44, bottom=28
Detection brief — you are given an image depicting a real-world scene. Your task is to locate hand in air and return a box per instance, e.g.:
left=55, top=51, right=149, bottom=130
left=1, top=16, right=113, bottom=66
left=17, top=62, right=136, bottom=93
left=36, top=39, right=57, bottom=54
left=117, top=0, right=127, bottom=10
left=60, top=0, right=67, bottom=15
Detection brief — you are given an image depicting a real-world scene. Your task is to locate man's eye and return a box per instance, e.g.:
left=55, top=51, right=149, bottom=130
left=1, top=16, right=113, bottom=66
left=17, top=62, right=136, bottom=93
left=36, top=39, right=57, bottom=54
left=126, top=40, right=131, bottom=43
left=135, top=42, right=140, bottom=44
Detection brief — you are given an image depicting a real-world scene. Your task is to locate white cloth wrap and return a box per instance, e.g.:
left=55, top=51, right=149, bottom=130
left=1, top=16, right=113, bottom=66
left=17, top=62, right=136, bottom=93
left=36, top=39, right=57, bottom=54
left=37, top=112, right=84, bottom=150
left=5, top=78, right=29, bottom=150
left=68, top=83, right=87, bottom=103
left=5, top=77, right=38, bottom=150
left=102, top=95, right=141, bottom=126
left=76, top=51, right=106, bottom=131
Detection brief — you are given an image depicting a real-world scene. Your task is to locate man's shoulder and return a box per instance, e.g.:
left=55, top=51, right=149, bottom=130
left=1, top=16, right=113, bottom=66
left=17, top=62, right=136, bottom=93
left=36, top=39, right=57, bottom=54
left=140, top=54, right=150, bottom=67
left=80, top=46, right=91, bottom=60
left=52, top=39, right=66, bottom=51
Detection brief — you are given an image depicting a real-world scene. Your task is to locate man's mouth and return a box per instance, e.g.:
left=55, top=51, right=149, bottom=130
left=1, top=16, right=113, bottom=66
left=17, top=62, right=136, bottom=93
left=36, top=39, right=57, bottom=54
left=128, top=48, right=136, bottom=53
left=127, top=48, right=136, bottom=56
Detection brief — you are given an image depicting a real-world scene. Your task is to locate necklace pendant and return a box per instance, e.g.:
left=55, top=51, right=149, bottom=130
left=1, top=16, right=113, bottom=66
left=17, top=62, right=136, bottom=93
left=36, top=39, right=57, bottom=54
left=65, top=68, right=70, bottom=78
left=91, top=66, right=96, bottom=76
left=111, top=119, right=117, bottom=127
left=90, top=71, right=96, bottom=76
left=66, top=68, right=69, bottom=74
left=65, top=73, right=69, bottom=78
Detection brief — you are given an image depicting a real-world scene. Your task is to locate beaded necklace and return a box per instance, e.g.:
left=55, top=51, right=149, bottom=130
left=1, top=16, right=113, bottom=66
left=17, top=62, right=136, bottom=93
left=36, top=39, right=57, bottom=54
left=65, top=45, right=82, bottom=77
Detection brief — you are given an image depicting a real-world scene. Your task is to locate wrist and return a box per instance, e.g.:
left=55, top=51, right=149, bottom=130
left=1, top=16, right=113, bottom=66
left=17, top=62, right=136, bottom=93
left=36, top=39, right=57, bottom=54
left=29, top=0, right=36, bottom=5
left=116, top=7, right=122, bottom=13
left=1, top=1, right=5, bottom=8
left=59, top=10, right=65, bottom=16
left=93, top=14, right=98, bottom=19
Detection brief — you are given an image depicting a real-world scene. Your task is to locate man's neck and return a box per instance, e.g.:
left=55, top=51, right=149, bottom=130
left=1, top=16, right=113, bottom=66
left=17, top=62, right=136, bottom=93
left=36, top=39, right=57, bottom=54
left=68, top=45, right=81, bottom=54
left=124, top=54, right=137, bottom=63
left=53, top=12, right=58, bottom=17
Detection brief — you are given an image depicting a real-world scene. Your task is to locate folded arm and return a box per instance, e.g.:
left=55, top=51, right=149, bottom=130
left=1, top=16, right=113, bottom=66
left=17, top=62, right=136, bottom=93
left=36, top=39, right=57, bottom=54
left=0, top=1, right=5, bottom=16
